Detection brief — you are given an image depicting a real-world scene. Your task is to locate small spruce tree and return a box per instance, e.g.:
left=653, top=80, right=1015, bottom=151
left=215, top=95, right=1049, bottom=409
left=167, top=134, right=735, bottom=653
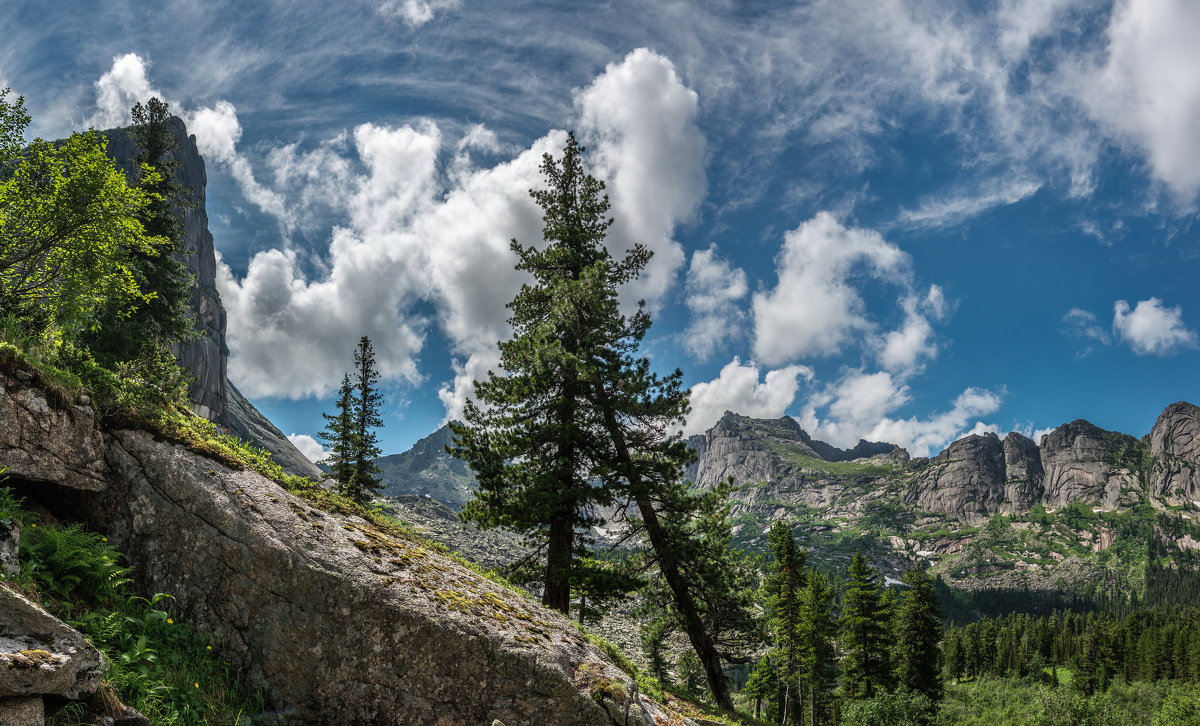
left=320, top=373, right=358, bottom=494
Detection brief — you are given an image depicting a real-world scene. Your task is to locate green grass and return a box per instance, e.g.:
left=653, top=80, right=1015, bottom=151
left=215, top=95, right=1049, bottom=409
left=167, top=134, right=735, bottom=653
left=771, top=446, right=900, bottom=476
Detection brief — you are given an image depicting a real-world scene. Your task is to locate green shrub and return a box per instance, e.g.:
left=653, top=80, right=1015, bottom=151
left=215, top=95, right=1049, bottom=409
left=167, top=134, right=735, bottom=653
left=841, top=690, right=934, bottom=726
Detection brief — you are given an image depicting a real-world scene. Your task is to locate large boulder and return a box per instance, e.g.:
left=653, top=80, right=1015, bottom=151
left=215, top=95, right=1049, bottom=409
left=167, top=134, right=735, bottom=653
left=1040, top=420, right=1137, bottom=508
left=69, top=429, right=678, bottom=725
left=0, top=369, right=105, bottom=491
left=1149, top=402, right=1200, bottom=505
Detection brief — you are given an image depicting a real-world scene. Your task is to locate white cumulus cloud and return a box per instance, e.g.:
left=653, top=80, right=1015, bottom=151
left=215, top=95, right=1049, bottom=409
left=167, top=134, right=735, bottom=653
left=576, top=47, right=705, bottom=309
left=799, top=374, right=1004, bottom=458
left=88, top=53, right=158, bottom=129
left=212, top=49, right=706, bottom=417
left=683, top=244, right=748, bottom=361
left=287, top=433, right=328, bottom=463
left=1075, top=0, right=1200, bottom=200
left=685, top=358, right=813, bottom=436
left=1113, top=297, right=1197, bottom=356
left=752, top=212, right=909, bottom=366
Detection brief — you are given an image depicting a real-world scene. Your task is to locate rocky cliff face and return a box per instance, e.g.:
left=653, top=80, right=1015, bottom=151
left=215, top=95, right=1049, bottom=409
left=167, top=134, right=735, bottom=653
left=1040, top=420, right=1138, bottom=509
left=1150, top=402, right=1200, bottom=505
left=101, top=119, right=319, bottom=480
left=0, top=367, right=687, bottom=725
left=1003, top=432, right=1044, bottom=509
left=101, top=119, right=227, bottom=423
left=906, top=433, right=1008, bottom=522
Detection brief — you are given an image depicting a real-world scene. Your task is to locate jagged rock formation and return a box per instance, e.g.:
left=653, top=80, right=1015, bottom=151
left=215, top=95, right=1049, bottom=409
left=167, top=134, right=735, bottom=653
left=904, top=432, right=1047, bottom=522
left=101, top=119, right=318, bottom=480
left=101, top=119, right=227, bottom=423
left=1150, top=402, right=1200, bottom=505
left=0, top=368, right=684, bottom=725
left=1040, top=420, right=1138, bottom=509
left=688, top=412, right=902, bottom=492
left=1003, top=432, right=1044, bottom=509
left=377, top=424, right=476, bottom=510
left=906, top=433, right=1008, bottom=522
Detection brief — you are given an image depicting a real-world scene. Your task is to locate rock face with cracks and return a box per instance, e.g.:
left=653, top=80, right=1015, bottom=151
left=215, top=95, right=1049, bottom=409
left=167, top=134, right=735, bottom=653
left=1040, top=420, right=1137, bottom=509
left=0, top=367, right=105, bottom=491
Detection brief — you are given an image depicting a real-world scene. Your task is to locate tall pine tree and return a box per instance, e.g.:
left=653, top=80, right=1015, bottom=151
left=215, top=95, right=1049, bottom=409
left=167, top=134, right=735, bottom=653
left=349, top=335, right=383, bottom=501
left=766, top=521, right=806, bottom=723
left=840, top=550, right=895, bottom=698
left=798, top=568, right=838, bottom=725
left=894, top=565, right=944, bottom=704
left=451, top=132, right=642, bottom=614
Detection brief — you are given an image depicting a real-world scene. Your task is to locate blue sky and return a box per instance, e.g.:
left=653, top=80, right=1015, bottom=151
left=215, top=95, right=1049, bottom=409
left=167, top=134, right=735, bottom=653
left=4, top=0, right=1199, bottom=459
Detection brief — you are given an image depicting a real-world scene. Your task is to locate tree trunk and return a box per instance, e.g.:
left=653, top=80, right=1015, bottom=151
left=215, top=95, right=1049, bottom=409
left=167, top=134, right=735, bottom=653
left=588, top=381, right=734, bottom=711
left=543, top=512, right=572, bottom=614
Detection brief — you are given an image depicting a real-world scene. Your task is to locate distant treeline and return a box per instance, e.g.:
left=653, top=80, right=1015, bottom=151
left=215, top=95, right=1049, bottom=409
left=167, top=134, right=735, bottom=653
left=944, top=607, right=1200, bottom=694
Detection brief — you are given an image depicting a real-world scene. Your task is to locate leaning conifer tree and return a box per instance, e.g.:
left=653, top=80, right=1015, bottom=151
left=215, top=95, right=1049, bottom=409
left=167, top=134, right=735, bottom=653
left=452, top=133, right=746, bottom=708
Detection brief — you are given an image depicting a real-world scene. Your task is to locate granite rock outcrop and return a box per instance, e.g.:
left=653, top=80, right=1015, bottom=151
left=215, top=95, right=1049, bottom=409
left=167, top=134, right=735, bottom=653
left=1150, top=401, right=1200, bottom=505
left=1040, top=420, right=1138, bottom=509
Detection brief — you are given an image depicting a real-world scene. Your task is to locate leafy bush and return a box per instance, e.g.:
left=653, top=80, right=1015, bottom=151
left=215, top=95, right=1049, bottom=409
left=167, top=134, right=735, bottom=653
left=841, top=690, right=935, bottom=726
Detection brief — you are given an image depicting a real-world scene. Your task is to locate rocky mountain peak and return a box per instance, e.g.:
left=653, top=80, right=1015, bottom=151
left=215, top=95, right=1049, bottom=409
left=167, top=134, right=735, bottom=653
left=376, top=423, right=476, bottom=510
left=1150, top=401, right=1200, bottom=504
left=1040, top=418, right=1137, bottom=508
